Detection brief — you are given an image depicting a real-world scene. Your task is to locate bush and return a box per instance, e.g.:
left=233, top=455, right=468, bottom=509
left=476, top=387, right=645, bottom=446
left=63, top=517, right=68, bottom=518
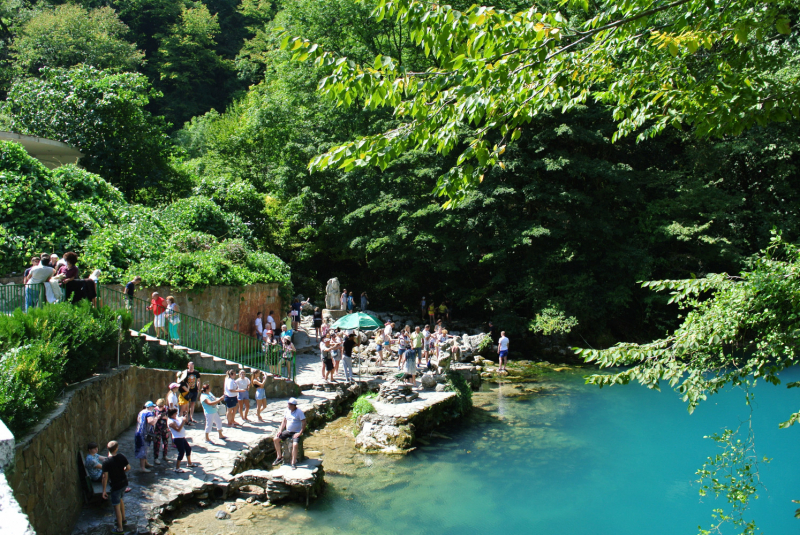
left=444, top=370, right=473, bottom=415
left=160, top=195, right=250, bottom=240
left=351, top=392, right=377, bottom=422
left=0, top=341, right=66, bottom=435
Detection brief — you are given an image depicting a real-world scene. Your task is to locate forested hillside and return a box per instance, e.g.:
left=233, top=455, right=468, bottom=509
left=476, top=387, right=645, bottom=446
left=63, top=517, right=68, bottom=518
left=0, top=0, right=797, bottom=346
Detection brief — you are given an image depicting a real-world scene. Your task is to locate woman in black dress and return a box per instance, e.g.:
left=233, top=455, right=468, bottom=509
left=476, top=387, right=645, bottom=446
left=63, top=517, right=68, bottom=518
left=313, top=307, right=323, bottom=340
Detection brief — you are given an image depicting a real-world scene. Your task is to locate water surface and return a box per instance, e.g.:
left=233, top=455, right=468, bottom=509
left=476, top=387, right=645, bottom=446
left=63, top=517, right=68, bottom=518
left=173, top=367, right=800, bottom=534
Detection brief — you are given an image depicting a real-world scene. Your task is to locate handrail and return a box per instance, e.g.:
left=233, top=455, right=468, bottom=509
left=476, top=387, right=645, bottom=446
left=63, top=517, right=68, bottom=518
left=96, top=285, right=295, bottom=378
left=0, top=283, right=51, bottom=313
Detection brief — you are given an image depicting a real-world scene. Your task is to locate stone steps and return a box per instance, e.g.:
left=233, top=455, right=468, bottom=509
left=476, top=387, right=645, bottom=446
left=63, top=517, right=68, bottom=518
left=129, top=330, right=259, bottom=374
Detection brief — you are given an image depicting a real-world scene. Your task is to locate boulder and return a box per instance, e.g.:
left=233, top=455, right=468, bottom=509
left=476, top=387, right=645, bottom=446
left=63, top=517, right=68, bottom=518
left=292, top=330, right=312, bottom=350
left=437, top=352, right=452, bottom=371
left=355, top=414, right=415, bottom=453
left=216, top=511, right=230, bottom=520
left=435, top=384, right=447, bottom=392
left=420, top=374, right=437, bottom=389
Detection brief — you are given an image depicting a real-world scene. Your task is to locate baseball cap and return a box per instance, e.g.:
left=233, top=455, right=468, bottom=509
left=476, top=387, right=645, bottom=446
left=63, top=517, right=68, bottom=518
left=288, top=397, right=298, bottom=405
left=145, top=401, right=155, bottom=408
left=169, top=382, right=179, bottom=389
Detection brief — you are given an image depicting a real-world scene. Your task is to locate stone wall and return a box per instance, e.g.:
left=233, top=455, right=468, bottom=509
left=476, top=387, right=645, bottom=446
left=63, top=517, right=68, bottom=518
left=5, top=366, right=297, bottom=535
left=109, top=283, right=283, bottom=337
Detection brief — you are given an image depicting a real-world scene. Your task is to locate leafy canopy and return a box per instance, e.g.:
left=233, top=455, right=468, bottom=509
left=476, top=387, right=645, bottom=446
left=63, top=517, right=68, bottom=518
left=283, top=0, right=799, bottom=204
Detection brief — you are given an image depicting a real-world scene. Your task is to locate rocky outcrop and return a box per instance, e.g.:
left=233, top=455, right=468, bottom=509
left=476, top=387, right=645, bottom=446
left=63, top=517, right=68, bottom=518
left=230, top=462, right=324, bottom=504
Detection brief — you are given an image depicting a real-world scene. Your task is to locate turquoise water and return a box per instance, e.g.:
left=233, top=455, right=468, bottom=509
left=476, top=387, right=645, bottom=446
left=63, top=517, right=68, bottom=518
left=180, top=367, right=800, bottom=534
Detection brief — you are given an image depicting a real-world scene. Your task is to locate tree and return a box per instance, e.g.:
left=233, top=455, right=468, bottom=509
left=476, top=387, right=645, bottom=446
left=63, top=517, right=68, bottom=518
left=2, top=66, right=175, bottom=200
left=10, top=5, right=144, bottom=76
left=284, top=0, right=799, bottom=203
left=153, top=4, right=235, bottom=127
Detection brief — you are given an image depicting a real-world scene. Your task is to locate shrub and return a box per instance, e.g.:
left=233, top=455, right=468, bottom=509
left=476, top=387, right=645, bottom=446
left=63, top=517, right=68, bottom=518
left=444, top=370, right=473, bottom=415
left=0, top=341, right=66, bottom=435
left=351, top=392, right=377, bottom=422
left=160, top=195, right=249, bottom=240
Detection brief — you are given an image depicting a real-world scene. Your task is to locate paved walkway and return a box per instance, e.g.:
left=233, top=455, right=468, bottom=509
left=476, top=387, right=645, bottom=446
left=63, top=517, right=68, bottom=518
left=72, top=390, right=344, bottom=535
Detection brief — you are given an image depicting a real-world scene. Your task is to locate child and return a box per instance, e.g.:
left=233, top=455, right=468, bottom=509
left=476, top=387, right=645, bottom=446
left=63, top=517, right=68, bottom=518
left=152, top=399, right=170, bottom=464
left=167, top=408, right=197, bottom=473
left=281, top=336, right=296, bottom=380
left=85, top=441, right=105, bottom=481
left=253, top=372, right=267, bottom=422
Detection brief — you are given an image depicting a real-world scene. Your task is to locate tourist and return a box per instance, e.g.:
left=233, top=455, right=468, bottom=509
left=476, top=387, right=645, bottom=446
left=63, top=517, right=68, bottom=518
left=396, top=327, right=410, bottom=369
left=312, top=307, right=323, bottom=340
left=360, top=291, right=369, bottom=312
left=255, top=311, right=264, bottom=340
left=101, top=440, right=130, bottom=535
left=56, top=251, right=79, bottom=285
left=223, top=370, right=241, bottom=427
left=347, top=291, right=355, bottom=313
left=85, top=442, right=105, bottom=482
left=331, top=330, right=342, bottom=377
left=39, top=252, right=51, bottom=268
left=53, top=253, right=66, bottom=271
left=152, top=399, right=170, bottom=465
left=177, top=375, right=191, bottom=420
left=266, top=310, right=277, bottom=332
left=374, top=330, right=385, bottom=367
left=148, top=292, right=167, bottom=339
left=341, top=332, right=356, bottom=382
left=383, top=322, right=395, bottom=360
left=253, top=372, right=267, bottom=422
left=166, top=296, right=181, bottom=342
left=124, top=276, right=141, bottom=309
left=167, top=408, right=198, bottom=472
left=167, top=382, right=180, bottom=411
left=340, top=288, right=347, bottom=311
left=437, top=301, right=449, bottom=322
left=420, top=296, right=427, bottom=321
left=498, top=330, right=509, bottom=372
left=263, top=324, right=275, bottom=346
left=236, top=369, right=251, bottom=422
left=437, top=329, right=450, bottom=359
left=400, top=347, right=418, bottom=388
left=184, top=362, right=201, bottom=424
left=290, top=298, right=301, bottom=330
left=281, top=334, right=296, bottom=380
left=23, top=256, right=39, bottom=284
left=428, top=302, right=436, bottom=325
left=24, top=256, right=54, bottom=310
left=272, top=397, right=306, bottom=469
left=200, top=383, right=226, bottom=442
left=319, top=334, right=334, bottom=382
left=411, top=326, right=424, bottom=366
left=89, top=269, right=102, bottom=282
left=134, top=402, right=156, bottom=472
left=280, top=324, right=291, bottom=340
left=422, top=325, right=432, bottom=367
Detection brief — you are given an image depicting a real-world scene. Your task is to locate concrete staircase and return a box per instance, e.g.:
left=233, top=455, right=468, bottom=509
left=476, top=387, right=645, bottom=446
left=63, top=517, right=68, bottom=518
left=129, top=329, right=261, bottom=375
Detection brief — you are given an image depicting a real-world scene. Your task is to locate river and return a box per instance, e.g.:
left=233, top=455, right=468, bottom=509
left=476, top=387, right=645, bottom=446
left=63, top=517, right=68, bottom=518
left=169, top=367, right=800, bottom=534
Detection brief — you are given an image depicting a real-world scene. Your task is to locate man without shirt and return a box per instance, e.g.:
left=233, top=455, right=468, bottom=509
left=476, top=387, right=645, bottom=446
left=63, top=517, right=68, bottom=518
left=102, top=440, right=131, bottom=535
left=272, top=397, right=306, bottom=469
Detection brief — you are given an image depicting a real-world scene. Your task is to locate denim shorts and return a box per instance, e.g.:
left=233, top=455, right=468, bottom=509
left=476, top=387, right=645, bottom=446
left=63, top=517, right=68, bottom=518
left=255, top=388, right=265, bottom=400
left=238, top=391, right=249, bottom=400
left=109, top=487, right=125, bottom=506
left=224, top=396, right=238, bottom=408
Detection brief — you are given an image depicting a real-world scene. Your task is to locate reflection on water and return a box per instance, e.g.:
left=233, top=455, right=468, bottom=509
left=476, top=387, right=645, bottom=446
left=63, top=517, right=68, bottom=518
left=169, top=369, right=800, bottom=535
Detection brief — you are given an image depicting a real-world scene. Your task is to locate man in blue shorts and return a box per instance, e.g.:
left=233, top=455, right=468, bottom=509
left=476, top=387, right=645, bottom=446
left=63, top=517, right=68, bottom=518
left=272, top=398, right=306, bottom=469
left=498, top=331, right=509, bottom=373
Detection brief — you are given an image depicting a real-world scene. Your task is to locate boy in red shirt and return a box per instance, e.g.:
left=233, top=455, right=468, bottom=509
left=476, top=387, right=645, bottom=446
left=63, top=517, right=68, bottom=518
left=148, top=292, right=167, bottom=339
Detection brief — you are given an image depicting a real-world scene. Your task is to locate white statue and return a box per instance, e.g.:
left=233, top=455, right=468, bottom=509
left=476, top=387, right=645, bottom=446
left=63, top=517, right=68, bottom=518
left=325, top=277, right=341, bottom=309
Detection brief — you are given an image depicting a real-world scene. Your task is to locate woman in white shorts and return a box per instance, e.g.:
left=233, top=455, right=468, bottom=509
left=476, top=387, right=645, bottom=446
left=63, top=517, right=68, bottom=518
left=199, top=384, right=225, bottom=442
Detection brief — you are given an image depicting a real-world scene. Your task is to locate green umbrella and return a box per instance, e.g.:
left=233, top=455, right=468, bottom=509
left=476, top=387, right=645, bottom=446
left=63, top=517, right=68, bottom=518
left=330, top=312, right=382, bottom=330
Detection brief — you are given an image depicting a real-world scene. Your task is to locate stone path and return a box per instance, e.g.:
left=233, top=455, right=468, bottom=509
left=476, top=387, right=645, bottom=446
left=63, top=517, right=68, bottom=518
left=72, top=389, right=346, bottom=535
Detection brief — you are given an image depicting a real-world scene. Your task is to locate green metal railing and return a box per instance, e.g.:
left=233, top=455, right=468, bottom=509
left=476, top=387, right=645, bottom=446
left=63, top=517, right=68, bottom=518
left=97, top=285, right=296, bottom=378
left=0, top=283, right=60, bottom=313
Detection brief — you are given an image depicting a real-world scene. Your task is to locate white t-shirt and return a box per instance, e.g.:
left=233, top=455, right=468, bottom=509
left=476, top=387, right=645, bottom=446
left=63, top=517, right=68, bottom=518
left=224, top=377, right=238, bottom=397
left=168, top=417, right=186, bottom=439
left=384, top=325, right=393, bottom=339
left=284, top=408, right=306, bottom=433
left=236, top=377, right=251, bottom=392
left=267, top=315, right=276, bottom=330
left=167, top=391, right=178, bottom=409
left=26, top=265, right=55, bottom=285
left=255, top=317, right=263, bottom=335
left=499, top=336, right=510, bottom=351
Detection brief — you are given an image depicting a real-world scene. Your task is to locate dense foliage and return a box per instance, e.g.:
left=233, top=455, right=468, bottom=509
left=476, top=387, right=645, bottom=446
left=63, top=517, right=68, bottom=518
left=0, top=141, right=291, bottom=291
left=0, top=302, right=132, bottom=435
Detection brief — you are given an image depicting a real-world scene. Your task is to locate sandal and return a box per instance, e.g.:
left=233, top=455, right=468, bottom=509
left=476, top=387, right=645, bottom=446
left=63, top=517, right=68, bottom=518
left=187, top=463, right=200, bottom=468
left=272, top=458, right=284, bottom=466
left=173, top=468, right=185, bottom=473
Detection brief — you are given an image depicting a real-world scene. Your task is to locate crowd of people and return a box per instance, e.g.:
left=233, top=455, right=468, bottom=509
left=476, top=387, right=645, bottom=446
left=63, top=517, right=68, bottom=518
left=22, top=251, right=99, bottom=308
left=84, top=361, right=307, bottom=534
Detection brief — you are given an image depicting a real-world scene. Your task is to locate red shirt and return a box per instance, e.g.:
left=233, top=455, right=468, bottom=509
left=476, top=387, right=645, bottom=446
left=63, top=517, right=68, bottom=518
left=150, top=297, right=166, bottom=316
